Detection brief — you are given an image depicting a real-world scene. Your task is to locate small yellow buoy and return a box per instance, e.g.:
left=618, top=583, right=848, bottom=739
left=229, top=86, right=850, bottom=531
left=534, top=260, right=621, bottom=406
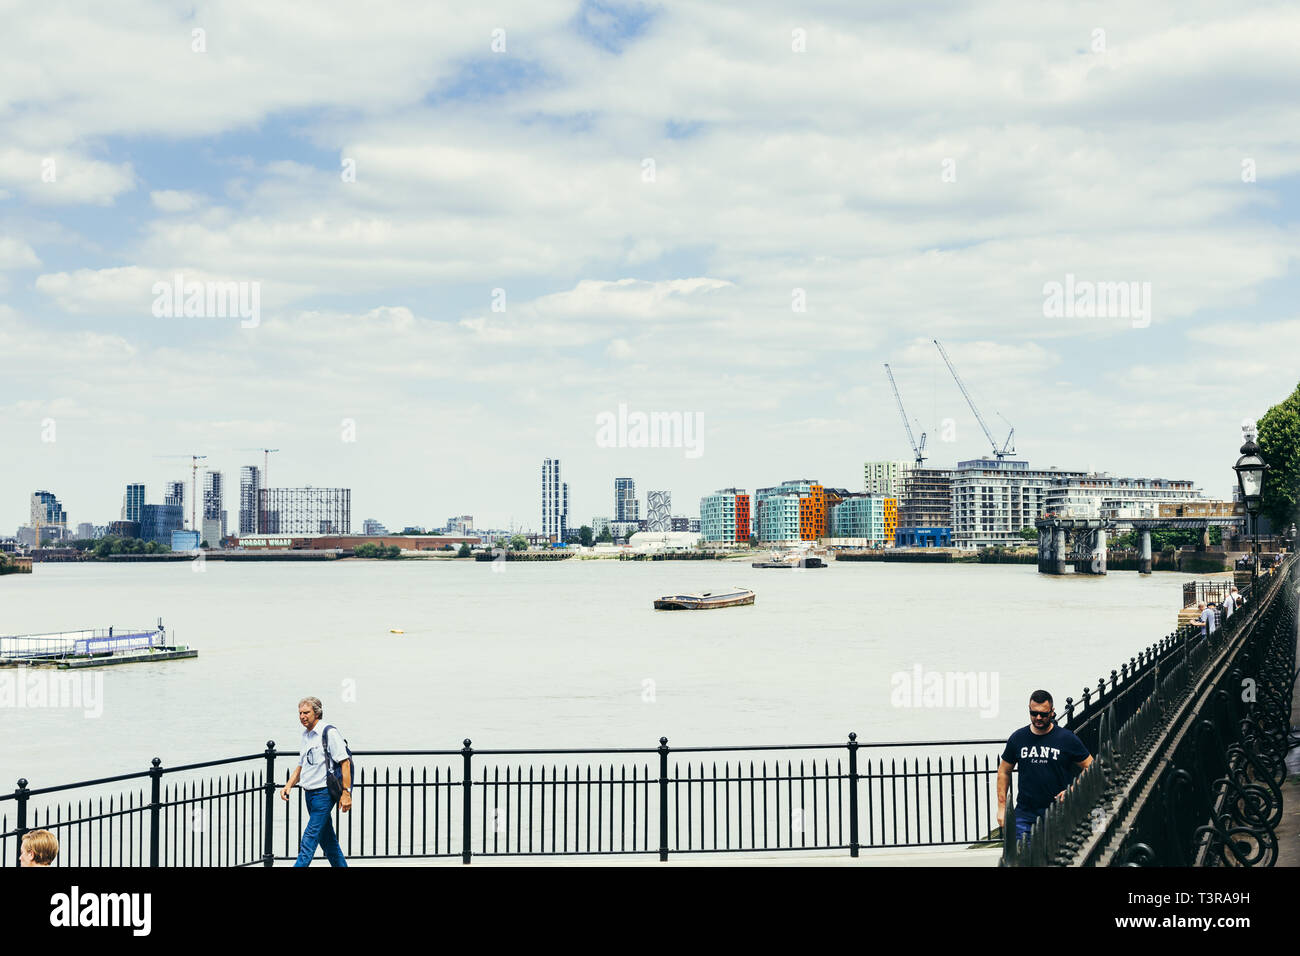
left=389, top=628, right=404, bottom=634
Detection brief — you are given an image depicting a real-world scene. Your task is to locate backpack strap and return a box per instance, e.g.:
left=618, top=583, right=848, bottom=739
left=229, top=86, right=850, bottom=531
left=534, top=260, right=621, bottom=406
left=320, top=724, right=336, bottom=777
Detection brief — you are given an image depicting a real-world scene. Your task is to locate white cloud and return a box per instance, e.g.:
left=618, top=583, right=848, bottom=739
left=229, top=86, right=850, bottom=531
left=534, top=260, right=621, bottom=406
left=150, top=190, right=203, bottom=212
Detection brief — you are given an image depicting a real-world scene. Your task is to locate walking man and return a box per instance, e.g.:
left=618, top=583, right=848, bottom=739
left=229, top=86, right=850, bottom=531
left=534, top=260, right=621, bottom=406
left=997, top=690, right=1093, bottom=839
left=279, top=696, right=351, bottom=866
left=1199, top=600, right=1217, bottom=638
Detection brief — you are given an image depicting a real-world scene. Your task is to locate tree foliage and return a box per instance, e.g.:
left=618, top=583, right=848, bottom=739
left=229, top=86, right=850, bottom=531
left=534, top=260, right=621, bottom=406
left=1257, top=381, right=1300, bottom=532
left=355, top=542, right=401, bottom=559
left=578, top=525, right=593, bottom=547
left=509, top=534, right=528, bottom=551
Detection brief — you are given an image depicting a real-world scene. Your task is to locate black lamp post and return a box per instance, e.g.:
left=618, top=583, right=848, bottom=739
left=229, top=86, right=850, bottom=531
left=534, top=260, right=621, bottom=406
left=1233, top=431, right=1268, bottom=587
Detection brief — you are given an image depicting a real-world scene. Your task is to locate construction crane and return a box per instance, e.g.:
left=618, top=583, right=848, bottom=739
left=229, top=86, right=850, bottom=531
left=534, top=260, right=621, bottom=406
left=154, top=454, right=208, bottom=530
left=236, top=448, right=280, bottom=487
left=883, top=364, right=927, bottom=466
left=933, top=339, right=1015, bottom=459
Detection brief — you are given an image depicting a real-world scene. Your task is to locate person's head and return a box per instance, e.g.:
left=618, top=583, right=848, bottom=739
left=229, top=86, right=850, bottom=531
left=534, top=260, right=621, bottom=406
left=20, top=829, right=58, bottom=867
left=298, top=697, right=322, bottom=729
left=1028, top=690, right=1054, bottom=727
left=1198, top=602, right=1206, bottom=611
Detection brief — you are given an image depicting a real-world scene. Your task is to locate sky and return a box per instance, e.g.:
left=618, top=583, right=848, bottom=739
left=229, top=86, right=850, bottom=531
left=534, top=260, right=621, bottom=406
left=3, top=0, right=1300, bottom=533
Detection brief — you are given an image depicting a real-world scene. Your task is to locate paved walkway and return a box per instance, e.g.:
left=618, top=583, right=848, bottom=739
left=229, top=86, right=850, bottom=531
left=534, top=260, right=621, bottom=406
left=285, top=845, right=1004, bottom=867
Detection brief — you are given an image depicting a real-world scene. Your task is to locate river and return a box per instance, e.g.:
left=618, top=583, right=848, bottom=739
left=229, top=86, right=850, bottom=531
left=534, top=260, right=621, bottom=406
left=0, top=560, right=1197, bottom=788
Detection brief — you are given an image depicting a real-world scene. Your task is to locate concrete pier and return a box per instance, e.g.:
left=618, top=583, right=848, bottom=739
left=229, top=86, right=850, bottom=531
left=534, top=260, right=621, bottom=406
left=1139, top=529, right=1152, bottom=574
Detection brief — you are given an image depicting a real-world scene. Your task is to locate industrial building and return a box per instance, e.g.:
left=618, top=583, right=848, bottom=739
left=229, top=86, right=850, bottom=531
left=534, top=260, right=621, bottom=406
left=235, top=533, right=479, bottom=551
left=258, top=487, right=351, bottom=535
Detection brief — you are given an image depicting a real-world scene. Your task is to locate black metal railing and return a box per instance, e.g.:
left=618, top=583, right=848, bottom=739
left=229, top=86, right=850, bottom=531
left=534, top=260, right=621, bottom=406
left=1002, top=553, right=1296, bottom=867
left=1053, top=574, right=1262, bottom=756
left=2, top=737, right=1012, bottom=866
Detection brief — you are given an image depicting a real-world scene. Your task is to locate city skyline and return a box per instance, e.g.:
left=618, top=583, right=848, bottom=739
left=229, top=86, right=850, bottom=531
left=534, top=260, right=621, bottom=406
left=3, top=3, right=1297, bottom=533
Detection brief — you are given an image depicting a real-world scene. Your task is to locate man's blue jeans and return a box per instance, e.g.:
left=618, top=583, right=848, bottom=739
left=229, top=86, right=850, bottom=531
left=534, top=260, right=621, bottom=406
left=295, top=787, right=348, bottom=867
left=1014, top=807, right=1047, bottom=839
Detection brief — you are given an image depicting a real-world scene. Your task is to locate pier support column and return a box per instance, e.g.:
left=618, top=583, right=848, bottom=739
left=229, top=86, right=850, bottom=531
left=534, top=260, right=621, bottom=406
left=1139, top=529, right=1152, bottom=574
left=1199, top=524, right=1210, bottom=551
left=1089, top=529, right=1107, bottom=574
left=1054, top=528, right=1068, bottom=575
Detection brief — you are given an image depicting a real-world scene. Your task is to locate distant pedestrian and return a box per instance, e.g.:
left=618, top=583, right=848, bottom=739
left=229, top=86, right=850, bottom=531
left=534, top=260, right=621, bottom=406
left=1230, top=586, right=1242, bottom=609
left=1199, top=601, right=1216, bottom=638
left=997, top=691, right=1093, bottom=839
left=279, top=696, right=351, bottom=867
left=1220, top=589, right=1233, bottom=624
left=20, top=829, right=58, bottom=867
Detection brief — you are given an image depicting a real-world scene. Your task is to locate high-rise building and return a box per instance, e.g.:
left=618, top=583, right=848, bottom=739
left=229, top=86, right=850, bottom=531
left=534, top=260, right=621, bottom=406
left=897, top=468, right=955, bottom=547
left=363, top=519, right=389, bottom=535
left=864, top=460, right=912, bottom=499
left=140, top=504, right=184, bottom=545
left=29, top=491, right=68, bottom=541
left=258, top=488, right=350, bottom=535
left=165, top=480, right=185, bottom=510
left=647, top=490, right=671, bottom=532
left=239, top=466, right=261, bottom=534
left=951, top=459, right=1085, bottom=549
left=76, top=522, right=96, bottom=539
left=202, top=471, right=226, bottom=545
left=541, top=459, right=567, bottom=542
left=122, top=483, right=145, bottom=523
left=700, top=489, right=751, bottom=544
left=614, top=478, right=638, bottom=522
left=445, top=515, right=474, bottom=536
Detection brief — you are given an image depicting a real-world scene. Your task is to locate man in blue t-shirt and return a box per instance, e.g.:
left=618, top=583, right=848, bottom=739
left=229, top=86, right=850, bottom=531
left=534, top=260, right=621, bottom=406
left=997, top=690, right=1093, bottom=839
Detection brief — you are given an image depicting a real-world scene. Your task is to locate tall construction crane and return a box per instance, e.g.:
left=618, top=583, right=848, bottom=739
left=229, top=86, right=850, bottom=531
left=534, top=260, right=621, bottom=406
left=236, top=448, right=280, bottom=487
left=932, top=339, right=1015, bottom=459
left=883, top=364, right=927, bottom=466
left=154, top=454, right=208, bottom=530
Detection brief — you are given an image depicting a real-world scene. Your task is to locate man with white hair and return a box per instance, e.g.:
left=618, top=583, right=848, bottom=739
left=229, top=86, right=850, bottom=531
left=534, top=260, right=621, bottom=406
left=279, top=696, right=352, bottom=866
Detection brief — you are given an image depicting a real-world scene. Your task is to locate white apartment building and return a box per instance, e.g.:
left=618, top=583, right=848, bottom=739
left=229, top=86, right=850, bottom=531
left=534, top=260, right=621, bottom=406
left=951, top=459, right=1085, bottom=549
left=864, top=460, right=912, bottom=499
left=1042, top=475, right=1203, bottom=521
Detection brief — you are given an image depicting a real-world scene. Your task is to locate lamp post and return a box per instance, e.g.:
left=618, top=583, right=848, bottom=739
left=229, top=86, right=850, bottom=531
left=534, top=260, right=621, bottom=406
left=1233, top=423, right=1269, bottom=589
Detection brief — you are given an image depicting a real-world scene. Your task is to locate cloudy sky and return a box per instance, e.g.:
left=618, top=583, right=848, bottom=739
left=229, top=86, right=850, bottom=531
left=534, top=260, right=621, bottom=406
left=3, top=0, right=1299, bottom=533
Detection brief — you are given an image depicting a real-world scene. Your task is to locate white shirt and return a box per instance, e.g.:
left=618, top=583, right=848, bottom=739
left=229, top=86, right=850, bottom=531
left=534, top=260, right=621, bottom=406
left=1200, top=607, right=1216, bottom=634
left=298, top=720, right=349, bottom=790
left=1222, top=596, right=1233, bottom=621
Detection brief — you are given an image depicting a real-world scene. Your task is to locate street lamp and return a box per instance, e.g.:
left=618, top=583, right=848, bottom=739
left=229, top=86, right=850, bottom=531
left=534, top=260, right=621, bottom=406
left=1233, top=425, right=1269, bottom=586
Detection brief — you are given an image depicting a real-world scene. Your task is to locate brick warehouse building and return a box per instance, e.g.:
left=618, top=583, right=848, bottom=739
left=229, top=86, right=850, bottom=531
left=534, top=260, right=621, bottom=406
left=235, top=534, right=480, bottom=551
